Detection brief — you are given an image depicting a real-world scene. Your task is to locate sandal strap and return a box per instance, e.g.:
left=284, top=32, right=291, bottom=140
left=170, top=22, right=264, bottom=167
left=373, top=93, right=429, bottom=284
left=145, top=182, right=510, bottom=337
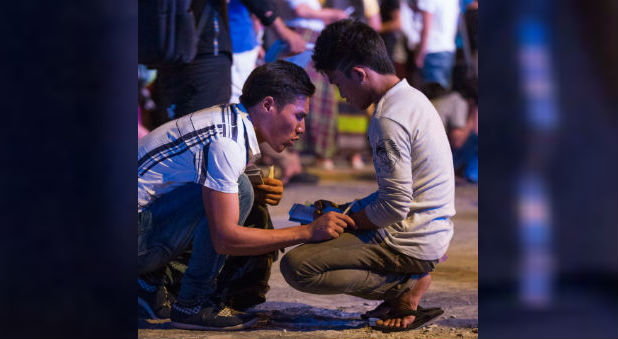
left=386, top=308, right=422, bottom=318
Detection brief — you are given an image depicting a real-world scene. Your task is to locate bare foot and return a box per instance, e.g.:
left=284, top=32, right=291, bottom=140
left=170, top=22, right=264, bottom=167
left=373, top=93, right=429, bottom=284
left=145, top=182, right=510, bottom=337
left=376, top=274, right=432, bottom=329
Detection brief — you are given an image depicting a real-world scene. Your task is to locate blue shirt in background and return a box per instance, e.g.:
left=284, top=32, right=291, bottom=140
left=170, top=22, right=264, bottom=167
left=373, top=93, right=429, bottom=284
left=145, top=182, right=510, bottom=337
left=229, top=0, right=258, bottom=53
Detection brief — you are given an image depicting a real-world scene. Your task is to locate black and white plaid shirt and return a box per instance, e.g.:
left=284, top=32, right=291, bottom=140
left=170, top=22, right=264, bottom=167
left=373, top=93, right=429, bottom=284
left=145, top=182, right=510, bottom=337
left=138, top=103, right=260, bottom=212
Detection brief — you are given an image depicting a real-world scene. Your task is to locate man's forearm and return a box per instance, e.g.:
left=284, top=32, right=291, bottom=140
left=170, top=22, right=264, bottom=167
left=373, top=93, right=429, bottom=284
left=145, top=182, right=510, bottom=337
left=215, top=224, right=311, bottom=256
left=216, top=211, right=355, bottom=255
left=295, top=4, right=344, bottom=22
left=270, top=17, right=306, bottom=54
left=271, top=18, right=296, bottom=41
left=294, top=4, right=326, bottom=20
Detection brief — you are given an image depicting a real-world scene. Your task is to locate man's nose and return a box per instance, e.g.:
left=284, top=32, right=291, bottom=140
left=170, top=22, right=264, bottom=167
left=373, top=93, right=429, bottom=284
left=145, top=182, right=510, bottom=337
left=296, top=120, right=305, bottom=135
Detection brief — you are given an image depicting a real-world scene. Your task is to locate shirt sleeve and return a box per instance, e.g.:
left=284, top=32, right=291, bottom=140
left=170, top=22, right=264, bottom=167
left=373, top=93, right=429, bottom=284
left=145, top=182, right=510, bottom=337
left=201, top=138, right=245, bottom=193
left=365, top=117, right=414, bottom=227
left=240, top=0, right=278, bottom=26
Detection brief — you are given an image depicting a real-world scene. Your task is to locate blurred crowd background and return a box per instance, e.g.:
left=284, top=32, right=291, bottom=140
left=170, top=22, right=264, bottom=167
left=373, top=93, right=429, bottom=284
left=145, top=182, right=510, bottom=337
left=1, top=0, right=616, bottom=338
left=137, top=0, right=479, bottom=185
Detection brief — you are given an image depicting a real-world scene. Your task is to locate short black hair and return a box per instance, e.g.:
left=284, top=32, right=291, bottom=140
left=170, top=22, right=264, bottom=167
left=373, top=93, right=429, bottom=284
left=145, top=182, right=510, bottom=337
left=240, top=60, right=315, bottom=109
left=312, top=19, right=395, bottom=75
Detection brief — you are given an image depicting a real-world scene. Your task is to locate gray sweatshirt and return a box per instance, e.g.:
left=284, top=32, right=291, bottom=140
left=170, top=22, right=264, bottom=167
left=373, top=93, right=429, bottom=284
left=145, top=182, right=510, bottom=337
left=363, top=79, right=455, bottom=260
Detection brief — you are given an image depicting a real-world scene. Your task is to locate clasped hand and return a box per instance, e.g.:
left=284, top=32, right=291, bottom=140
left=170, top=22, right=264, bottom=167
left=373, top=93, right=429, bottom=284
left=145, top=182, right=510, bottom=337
left=254, top=177, right=283, bottom=206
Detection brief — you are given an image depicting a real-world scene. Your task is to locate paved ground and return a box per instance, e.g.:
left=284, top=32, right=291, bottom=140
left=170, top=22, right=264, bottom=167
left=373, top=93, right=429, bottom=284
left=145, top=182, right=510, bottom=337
left=138, top=167, right=478, bottom=339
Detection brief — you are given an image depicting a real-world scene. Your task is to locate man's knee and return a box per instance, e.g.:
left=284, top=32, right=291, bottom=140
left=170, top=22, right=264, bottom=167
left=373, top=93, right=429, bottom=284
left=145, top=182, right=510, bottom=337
left=279, top=248, right=316, bottom=292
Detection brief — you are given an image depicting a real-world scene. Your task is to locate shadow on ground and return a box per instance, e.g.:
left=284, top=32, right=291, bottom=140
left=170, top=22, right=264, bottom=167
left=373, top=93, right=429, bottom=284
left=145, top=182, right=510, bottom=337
left=138, top=301, right=367, bottom=332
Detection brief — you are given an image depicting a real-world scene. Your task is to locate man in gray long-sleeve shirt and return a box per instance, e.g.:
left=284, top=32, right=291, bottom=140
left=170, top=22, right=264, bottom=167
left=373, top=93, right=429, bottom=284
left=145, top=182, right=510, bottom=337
left=279, top=20, right=455, bottom=332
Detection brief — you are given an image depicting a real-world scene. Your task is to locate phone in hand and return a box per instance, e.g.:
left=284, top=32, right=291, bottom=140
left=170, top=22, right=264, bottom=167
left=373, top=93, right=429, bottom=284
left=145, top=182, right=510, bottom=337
left=289, top=203, right=316, bottom=224
left=245, top=166, right=263, bottom=185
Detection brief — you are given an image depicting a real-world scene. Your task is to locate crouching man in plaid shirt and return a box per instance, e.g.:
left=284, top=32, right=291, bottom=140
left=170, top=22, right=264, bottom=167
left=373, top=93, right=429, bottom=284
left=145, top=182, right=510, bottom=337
left=138, top=61, right=355, bottom=330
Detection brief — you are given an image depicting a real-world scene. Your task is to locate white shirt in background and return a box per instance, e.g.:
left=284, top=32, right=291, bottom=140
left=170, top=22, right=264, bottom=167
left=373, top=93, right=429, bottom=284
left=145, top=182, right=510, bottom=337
left=417, top=0, right=460, bottom=53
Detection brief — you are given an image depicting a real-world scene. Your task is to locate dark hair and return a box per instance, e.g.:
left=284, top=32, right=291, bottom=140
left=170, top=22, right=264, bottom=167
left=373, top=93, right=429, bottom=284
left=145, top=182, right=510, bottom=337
left=312, top=19, right=395, bottom=75
left=240, top=60, right=315, bottom=109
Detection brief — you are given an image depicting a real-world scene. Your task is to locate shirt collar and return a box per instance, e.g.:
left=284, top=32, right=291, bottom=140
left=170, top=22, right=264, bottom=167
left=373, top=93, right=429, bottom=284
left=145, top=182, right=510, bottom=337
left=233, top=103, right=261, bottom=162
left=235, top=103, right=248, bottom=114
left=375, top=78, right=410, bottom=117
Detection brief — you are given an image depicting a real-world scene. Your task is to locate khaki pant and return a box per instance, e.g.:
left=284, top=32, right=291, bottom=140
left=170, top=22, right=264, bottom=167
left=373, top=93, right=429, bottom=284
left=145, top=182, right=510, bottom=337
left=280, top=230, right=438, bottom=301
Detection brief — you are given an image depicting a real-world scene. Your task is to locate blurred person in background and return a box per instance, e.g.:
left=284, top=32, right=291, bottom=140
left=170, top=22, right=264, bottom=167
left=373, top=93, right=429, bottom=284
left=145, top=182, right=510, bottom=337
left=378, top=0, right=425, bottom=87
left=325, top=0, right=382, bottom=30
left=149, top=0, right=307, bottom=129
left=464, top=0, right=477, bottom=76
left=414, top=0, right=459, bottom=89
left=138, top=106, right=149, bottom=140
left=379, top=0, right=403, bottom=64
left=258, top=142, right=320, bottom=185
left=138, top=64, right=158, bottom=137
left=326, top=0, right=382, bottom=170
left=421, top=80, right=477, bottom=183
left=228, top=0, right=317, bottom=184
left=451, top=0, right=477, bottom=101
left=276, top=0, right=349, bottom=170
left=396, top=0, right=425, bottom=87
left=228, top=0, right=307, bottom=104
left=151, top=0, right=232, bottom=122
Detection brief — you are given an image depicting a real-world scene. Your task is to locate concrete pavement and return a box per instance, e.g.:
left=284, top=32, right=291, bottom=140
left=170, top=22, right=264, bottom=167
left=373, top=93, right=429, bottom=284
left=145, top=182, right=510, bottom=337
left=138, top=168, right=478, bottom=339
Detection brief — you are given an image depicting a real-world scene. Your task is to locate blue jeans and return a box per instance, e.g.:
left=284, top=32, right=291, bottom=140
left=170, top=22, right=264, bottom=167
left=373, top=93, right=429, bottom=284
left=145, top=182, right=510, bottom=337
left=423, top=51, right=455, bottom=89
left=138, top=174, right=254, bottom=304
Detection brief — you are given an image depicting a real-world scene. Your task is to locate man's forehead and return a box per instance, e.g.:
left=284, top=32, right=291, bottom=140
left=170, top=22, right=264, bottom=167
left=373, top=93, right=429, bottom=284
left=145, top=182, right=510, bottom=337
left=301, top=96, right=310, bottom=112
left=283, top=95, right=309, bottom=112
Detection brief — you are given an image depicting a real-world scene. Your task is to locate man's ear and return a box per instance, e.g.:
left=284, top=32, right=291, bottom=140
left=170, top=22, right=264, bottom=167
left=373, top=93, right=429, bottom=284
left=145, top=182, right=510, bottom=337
left=261, top=96, right=275, bottom=113
left=349, top=66, right=368, bottom=84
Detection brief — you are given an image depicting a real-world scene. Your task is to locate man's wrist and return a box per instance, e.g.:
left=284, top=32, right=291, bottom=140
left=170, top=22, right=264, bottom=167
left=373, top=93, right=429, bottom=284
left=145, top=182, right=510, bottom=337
left=298, top=224, right=312, bottom=242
